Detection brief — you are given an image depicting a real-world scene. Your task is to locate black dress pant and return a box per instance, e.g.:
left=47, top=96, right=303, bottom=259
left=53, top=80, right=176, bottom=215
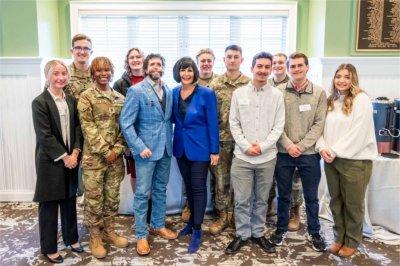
left=177, top=154, right=209, bottom=228
left=38, top=196, right=78, bottom=254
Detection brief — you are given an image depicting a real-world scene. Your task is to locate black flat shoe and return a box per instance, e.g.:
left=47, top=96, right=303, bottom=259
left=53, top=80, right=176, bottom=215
left=251, top=236, right=276, bottom=253
left=225, top=236, right=247, bottom=255
left=44, top=254, right=63, bottom=264
left=70, top=243, right=84, bottom=253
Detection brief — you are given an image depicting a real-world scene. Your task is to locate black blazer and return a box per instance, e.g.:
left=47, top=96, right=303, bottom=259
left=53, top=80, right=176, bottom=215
left=32, top=90, right=83, bottom=202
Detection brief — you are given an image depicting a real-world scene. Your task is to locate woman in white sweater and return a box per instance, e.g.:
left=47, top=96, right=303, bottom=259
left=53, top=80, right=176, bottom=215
left=316, top=64, right=378, bottom=258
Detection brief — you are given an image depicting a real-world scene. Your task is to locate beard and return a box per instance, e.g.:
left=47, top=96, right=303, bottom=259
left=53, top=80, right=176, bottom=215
left=147, top=70, right=164, bottom=81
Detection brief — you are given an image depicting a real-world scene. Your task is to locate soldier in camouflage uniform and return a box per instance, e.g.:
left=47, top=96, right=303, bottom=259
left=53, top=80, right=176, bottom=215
left=196, top=48, right=220, bottom=87
left=78, top=57, right=128, bottom=259
left=208, top=45, right=250, bottom=235
left=180, top=48, right=220, bottom=223
left=64, top=34, right=94, bottom=197
left=266, top=53, right=303, bottom=231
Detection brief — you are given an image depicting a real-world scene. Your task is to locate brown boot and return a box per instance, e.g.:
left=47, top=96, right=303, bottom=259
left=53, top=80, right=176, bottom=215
left=89, top=227, right=107, bottom=259
left=209, top=211, right=229, bottom=235
left=228, top=212, right=235, bottom=229
left=181, top=205, right=191, bottom=223
left=288, top=205, right=300, bottom=231
left=329, top=242, right=343, bottom=254
left=103, top=218, right=129, bottom=248
left=338, top=246, right=356, bottom=257
left=149, top=227, right=178, bottom=240
left=136, top=238, right=150, bottom=256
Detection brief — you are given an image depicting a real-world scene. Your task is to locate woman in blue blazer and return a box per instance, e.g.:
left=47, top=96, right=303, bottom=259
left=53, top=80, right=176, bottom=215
left=172, top=57, right=219, bottom=253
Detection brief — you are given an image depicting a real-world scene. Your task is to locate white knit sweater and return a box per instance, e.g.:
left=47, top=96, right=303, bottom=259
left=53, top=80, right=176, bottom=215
left=316, top=92, right=378, bottom=160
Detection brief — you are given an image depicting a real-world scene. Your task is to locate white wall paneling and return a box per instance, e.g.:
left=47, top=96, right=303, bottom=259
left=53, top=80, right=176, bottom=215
left=309, top=57, right=400, bottom=100
left=0, top=58, right=43, bottom=201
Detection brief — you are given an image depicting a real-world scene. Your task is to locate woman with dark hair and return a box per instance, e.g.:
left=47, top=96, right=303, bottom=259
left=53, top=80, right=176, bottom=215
left=316, top=64, right=377, bottom=257
left=78, top=57, right=128, bottom=259
left=32, top=60, right=83, bottom=263
left=172, top=57, right=219, bottom=253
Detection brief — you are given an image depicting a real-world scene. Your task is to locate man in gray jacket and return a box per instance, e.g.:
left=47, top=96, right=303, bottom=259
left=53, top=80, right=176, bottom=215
left=268, top=52, right=327, bottom=252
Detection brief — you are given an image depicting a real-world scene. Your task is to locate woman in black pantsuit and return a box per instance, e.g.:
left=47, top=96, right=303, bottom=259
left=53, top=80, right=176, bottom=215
left=32, top=60, right=83, bottom=263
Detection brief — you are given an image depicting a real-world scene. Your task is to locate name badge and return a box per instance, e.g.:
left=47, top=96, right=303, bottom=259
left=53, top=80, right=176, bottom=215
left=299, top=104, right=311, bottom=112
left=239, top=99, right=250, bottom=106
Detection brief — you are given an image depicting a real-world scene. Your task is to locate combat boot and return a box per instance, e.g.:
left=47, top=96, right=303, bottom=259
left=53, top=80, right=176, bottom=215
left=228, top=211, right=235, bottom=229
left=103, top=217, right=129, bottom=248
left=89, top=227, right=107, bottom=259
left=209, top=211, right=229, bottom=235
left=288, top=205, right=301, bottom=231
left=181, top=205, right=191, bottom=222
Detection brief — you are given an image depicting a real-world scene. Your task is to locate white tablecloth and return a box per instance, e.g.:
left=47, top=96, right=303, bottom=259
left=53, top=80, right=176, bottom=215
left=319, top=156, right=400, bottom=243
left=119, top=157, right=213, bottom=215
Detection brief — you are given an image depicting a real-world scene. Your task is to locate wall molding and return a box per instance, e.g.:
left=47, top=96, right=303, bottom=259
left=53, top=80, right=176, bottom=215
left=309, top=57, right=400, bottom=100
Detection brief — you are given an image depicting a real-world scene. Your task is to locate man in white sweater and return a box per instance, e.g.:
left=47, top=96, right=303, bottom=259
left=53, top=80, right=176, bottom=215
left=225, top=52, right=285, bottom=254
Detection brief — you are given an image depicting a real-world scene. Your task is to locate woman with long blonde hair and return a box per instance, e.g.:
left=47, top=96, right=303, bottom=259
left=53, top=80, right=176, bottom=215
left=316, top=64, right=378, bottom=257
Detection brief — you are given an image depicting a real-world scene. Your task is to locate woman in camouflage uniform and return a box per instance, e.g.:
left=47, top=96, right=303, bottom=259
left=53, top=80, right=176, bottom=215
left=78, top=57, right=128, bottom=259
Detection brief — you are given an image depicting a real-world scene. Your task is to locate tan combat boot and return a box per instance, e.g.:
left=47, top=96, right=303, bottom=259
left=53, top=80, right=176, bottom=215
left=103, top=218, right=129, bottom=248
left=209, top=211, right=229, bottom=235
left=181, top=205, right=191, bottom=222
left=288, top=205, right=301, bottom=231
left=89, top=227, right=107, bottom=259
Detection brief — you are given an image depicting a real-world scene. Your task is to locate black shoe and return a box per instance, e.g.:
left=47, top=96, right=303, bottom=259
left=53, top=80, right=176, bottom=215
left=309, top=233, right=326, bottom=252
left=268, top=229, right=286, bottom=246
left=70, top=243, right=84, bottom=253
left=44, top=254, right=63, bottom=264
left=251, top=236, right=276, bottom=253
left=225, top=236, right=247, bottom=255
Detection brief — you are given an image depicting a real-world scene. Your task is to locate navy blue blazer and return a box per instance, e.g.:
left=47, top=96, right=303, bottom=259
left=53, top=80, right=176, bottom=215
left=172, top=85, right=219, bottom=161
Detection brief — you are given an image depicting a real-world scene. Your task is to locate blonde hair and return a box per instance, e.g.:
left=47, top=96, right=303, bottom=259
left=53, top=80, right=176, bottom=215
left=327, top=63, right=363, bottom=115
left=44, top=60, right=70, bottom=88
left=196, top=48, right=215, bottom=62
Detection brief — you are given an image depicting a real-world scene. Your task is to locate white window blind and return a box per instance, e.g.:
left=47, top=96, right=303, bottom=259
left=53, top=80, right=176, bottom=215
left=80, top=14, right=288, bottom=87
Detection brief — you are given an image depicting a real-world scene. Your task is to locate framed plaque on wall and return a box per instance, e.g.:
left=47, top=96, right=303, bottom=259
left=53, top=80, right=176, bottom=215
left=356, top=0, right=400, bottom=51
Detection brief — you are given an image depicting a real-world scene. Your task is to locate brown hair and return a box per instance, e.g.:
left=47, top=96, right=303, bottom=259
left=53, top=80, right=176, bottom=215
left=71, top=33, right=92, bottom=47
left=44, top=60, right=69, bottom=87
left=287, top=52, right=308, bottom=67
left=327, top=63, right=363, bottom=115
left=124, top=47, right=145, bottom=76
left=274, top=52, right=287, bottom=61
left=90, top=57, right=114, bottom=82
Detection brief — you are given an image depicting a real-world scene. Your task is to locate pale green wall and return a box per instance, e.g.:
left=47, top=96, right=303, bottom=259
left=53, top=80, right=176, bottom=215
left=0, top=0, right=398, bottom=57
left=36, top=0, right=61, bottom=57
left=0, top=0, right=39, bottom=56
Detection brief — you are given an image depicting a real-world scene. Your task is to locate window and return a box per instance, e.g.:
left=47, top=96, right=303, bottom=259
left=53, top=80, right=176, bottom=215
left=71, top=1, right=297, bottom=86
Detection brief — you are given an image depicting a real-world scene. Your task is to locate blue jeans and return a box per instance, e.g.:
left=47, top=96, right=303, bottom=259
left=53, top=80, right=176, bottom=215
left=275, top=153, right=321, bottom=235
left=133, top=151, right=171, bottom=239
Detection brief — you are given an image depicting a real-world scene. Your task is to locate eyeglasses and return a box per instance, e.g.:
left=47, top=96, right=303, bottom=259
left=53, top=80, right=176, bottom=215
left=72, top=46, right=92, bottom=52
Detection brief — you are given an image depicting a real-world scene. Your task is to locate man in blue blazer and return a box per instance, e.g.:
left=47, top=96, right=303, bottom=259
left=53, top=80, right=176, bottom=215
left=120, top=53, right=177, bottom=256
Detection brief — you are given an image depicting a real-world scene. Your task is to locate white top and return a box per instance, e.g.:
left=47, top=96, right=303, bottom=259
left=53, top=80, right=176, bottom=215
left=48, top=89, right=70, bottom=161
left=316, top=92, right=378, bottom=160
left=229, top=82, right=285, bottom=164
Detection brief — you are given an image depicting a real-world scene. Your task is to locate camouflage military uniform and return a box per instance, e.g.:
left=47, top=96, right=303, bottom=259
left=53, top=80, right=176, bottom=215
left=77, top=86, right=126, bottom=227
left=209, top=73, right=250, bottom=212
left=198, top=72, right=219, bottom=87
left=64, top=63, right=93, bottom=100
left=64, top=63, right=94, bottom=196
left=267, top=76, right=303, bottom=209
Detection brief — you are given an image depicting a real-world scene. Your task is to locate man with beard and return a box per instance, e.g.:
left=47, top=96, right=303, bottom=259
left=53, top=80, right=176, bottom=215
left=120, top=54, right=177, bottom=256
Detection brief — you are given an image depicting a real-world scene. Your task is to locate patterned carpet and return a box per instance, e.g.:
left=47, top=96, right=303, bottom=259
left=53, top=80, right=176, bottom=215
left=0, top=202, right=399, bottom=265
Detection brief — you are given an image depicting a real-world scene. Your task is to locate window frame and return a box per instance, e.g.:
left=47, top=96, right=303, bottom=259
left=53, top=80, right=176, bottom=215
left=70, top=1, right=298, bottom=53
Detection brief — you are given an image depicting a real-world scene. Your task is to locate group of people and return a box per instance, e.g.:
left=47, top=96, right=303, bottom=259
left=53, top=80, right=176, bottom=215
left=31, top=33, right=377, bottom=263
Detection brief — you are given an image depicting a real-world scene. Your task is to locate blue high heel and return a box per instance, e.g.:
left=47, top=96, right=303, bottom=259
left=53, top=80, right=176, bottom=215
left=188, top=229, right=202, bottom=253
left=178, top=223, right=193, bottom=237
